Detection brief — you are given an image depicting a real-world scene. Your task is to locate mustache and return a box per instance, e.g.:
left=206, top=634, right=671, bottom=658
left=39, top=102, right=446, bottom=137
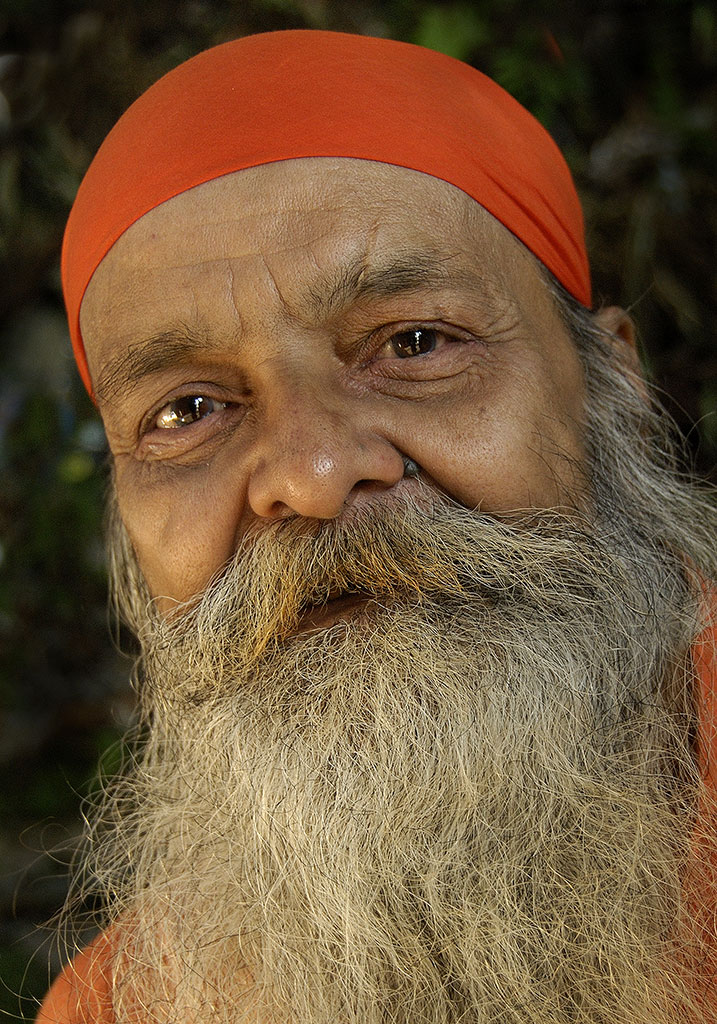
left=147, top=489, right=633, bottom=667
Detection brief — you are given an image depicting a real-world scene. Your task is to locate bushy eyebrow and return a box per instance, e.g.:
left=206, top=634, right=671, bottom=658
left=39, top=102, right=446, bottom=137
left=306, top=249, right=464, bottom=319
left=94, top=328, right=211, bottom=406
left=93, top=248, right=471, bottom=406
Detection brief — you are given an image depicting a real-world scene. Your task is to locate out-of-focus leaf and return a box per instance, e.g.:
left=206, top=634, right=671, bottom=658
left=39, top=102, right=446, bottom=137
left=413, top=3, right=489, bottom=61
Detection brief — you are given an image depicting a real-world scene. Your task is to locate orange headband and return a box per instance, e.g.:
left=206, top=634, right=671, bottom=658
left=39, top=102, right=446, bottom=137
left=62, top=29, right=591, bottom=395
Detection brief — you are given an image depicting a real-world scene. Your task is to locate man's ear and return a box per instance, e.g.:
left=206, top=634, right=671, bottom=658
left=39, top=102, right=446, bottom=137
left=592, top=306, right=640, bottom=373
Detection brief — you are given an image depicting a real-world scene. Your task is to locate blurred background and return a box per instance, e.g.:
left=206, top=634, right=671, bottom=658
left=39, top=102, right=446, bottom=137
left=1, top=0, right=715, bottom=1018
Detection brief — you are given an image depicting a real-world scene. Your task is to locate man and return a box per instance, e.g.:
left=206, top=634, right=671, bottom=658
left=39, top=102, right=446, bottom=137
left=39, top=29, right=717, bottom=1024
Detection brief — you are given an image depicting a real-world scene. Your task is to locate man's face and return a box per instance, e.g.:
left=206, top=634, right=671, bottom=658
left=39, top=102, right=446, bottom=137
left=79, top=158, right=587, bottom=606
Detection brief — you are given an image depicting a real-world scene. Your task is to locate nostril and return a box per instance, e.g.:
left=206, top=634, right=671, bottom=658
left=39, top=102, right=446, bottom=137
left=401, top=456, right=421, bottom=478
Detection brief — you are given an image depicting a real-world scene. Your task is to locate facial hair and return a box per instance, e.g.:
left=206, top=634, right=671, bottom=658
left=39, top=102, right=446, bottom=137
left=76, top=482, right=717, bottom=1024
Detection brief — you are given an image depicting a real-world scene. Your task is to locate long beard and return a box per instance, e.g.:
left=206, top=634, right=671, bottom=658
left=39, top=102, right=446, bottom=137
left=85, top=491, right=717, bottom=1024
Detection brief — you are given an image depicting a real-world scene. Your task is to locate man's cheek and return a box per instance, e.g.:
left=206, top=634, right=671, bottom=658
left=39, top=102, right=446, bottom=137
left=114, top=458, right=236, bottom=605
left=413, top=392, right=562, bottom=513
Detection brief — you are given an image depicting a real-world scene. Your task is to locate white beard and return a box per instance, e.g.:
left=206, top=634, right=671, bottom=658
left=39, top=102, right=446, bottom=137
left=88, top=495, right=716, bottom=1023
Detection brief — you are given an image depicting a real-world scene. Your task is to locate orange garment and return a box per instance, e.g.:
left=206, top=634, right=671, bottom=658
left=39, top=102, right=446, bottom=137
left=36, top=930, right=114, bottom=1024
left=61, top=29, right=591, bottom=397
left=36, top=614, right=717, bottom=1024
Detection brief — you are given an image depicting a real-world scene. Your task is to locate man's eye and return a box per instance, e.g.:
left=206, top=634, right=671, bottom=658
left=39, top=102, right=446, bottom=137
left=385, top=328, right=441, bottom=358
left=155, top=395, right=226, bottom=429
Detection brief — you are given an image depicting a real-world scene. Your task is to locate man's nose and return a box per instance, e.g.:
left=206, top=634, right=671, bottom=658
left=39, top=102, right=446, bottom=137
left=246, top=378, right=406, bottom=521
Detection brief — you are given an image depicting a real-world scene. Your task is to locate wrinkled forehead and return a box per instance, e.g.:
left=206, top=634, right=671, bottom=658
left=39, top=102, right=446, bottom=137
left=79, top=158, right=552, bottom=380
left=81, top=157, right=526, bottom=286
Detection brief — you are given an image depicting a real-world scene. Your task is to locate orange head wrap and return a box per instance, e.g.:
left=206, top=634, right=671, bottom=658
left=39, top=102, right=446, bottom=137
left=62, top=29, right=591, bottom=395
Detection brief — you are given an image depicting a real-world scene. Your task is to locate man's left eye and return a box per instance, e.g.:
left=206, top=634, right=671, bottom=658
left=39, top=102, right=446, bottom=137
left=155, top=395, right=227, bottom=429
left=385, top=328, right=442, bottom=358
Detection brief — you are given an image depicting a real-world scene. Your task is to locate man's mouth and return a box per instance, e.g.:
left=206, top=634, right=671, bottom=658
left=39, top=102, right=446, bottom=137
left=294, top=591, right=374, bottom=633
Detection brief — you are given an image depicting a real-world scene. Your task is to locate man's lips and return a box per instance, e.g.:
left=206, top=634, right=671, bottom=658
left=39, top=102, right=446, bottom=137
left=294, top=592, right=373, bottom=633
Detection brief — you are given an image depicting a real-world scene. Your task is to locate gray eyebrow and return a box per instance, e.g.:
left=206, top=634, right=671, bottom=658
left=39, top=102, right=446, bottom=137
left=306, top=249, right=464, bottom=319
left=94, top=328, right=211, bottom=406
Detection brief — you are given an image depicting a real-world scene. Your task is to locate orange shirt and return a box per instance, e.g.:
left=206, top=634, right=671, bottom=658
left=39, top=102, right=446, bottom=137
left=36, top=929, right=114, bottom=1024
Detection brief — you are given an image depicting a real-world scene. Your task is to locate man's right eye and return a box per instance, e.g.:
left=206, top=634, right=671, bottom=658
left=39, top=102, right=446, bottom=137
left=155, top=395, right=227, bottom=429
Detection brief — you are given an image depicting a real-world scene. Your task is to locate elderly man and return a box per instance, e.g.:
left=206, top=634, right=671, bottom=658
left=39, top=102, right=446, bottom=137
left=39, top=29, right=716, bottom=1024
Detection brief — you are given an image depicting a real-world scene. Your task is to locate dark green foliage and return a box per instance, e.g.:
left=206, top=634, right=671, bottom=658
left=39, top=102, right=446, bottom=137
left=0, top=0, right=714, bottom=1017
